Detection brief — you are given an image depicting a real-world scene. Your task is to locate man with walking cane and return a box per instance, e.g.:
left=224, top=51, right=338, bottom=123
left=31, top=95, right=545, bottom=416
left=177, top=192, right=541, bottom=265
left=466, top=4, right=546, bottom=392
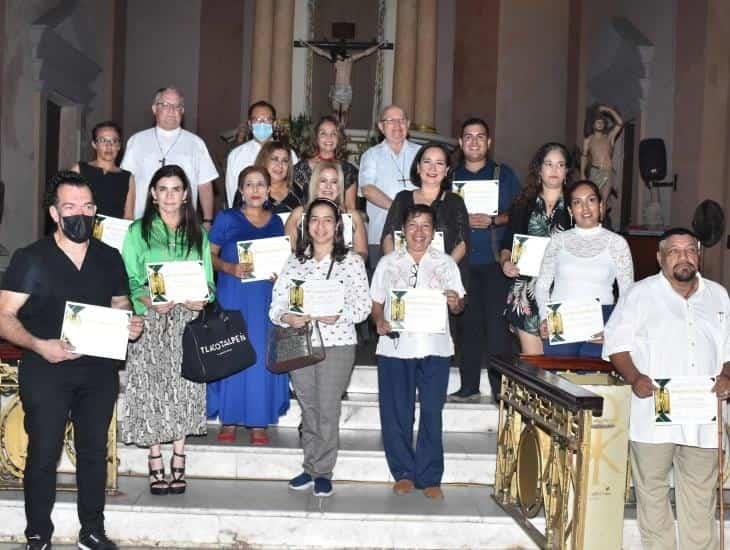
left=603, top=227, right=730, bottom=550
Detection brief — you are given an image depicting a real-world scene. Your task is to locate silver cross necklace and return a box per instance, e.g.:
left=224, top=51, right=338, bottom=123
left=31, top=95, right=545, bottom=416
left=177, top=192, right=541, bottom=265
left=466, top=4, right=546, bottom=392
left=154, top=128, right=183, bottom=166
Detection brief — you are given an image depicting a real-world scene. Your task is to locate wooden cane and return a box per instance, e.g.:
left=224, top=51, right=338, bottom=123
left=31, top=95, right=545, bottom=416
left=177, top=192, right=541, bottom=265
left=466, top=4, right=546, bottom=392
left=718, top=397, right=725, bottom=550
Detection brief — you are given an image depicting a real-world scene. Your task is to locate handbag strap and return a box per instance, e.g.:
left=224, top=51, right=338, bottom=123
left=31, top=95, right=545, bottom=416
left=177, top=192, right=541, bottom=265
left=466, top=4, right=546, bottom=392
left=326, top=257, right=335, bottom=280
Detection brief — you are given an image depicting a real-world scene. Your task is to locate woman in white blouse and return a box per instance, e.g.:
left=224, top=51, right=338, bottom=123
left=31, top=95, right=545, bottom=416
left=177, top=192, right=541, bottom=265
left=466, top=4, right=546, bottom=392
left=536, top=180, right=634, bottom=357
left=371, top=203, right=465, bottom=500
left=270, top=198, right=370, bottom=497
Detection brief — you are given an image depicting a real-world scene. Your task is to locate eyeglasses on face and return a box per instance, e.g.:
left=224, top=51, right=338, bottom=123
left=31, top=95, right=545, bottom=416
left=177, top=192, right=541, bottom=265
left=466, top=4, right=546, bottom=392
left=156, top=102, right=184, bottom=112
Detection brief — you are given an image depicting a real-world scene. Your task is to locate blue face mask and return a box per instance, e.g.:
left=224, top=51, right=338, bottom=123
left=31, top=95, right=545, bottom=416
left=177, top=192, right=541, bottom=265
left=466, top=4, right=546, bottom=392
left=251, top=122, right=273, bottom=142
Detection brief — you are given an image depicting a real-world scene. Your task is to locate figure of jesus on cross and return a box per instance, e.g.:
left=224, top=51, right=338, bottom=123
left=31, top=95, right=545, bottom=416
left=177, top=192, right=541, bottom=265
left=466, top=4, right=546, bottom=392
left=303, top=40, right=385, bottom=127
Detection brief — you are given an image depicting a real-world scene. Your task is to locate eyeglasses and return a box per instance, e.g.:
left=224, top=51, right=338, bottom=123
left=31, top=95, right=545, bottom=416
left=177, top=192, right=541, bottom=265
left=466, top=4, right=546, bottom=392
left=251, top=116, right=274, bottom=124
left=156, top=102, right=184, bottom=112
left=95, top=138, right=121, bottom=146
left=381, top=118, right=407, bottom=126
left=408, top=264, right=419, bottom=288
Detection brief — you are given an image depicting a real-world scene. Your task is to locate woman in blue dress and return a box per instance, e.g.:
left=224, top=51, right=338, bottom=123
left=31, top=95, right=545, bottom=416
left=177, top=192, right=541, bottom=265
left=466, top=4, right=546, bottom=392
left=207, top=165, right=289, bottom=444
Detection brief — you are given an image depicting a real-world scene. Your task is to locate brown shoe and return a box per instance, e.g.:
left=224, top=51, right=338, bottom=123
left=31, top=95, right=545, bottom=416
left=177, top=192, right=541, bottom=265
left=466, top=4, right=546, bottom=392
left=423, top=486, right=444, bottom=500
left=392, top=479, right=415, bottom=495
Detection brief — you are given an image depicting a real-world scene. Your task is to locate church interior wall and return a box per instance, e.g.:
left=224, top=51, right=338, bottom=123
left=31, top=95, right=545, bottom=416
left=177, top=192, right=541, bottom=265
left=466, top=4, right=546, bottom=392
left=122, top=0, right=202, bottom=140
left=451, top=0, right=500, bottom=151
left=0, top=0, right=114, bottom=265
left=197, top=0, right=245, bottom=203
left=493, top=0, right=570, bottom=181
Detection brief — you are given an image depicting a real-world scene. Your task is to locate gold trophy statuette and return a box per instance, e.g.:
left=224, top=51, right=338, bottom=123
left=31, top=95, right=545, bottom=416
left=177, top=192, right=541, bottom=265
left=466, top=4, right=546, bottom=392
left=92, top=220, right=104, bottom=240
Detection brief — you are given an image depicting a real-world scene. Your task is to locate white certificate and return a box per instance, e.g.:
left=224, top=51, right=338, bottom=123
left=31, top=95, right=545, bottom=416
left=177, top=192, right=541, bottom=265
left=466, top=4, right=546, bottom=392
left=92, top=215, right=133, bottom=252
left=546, top=298, right=603, bottom=345
left=511, top=234, right=550, bottom=277
left=146, top=261, right=209, bottom=304
left=277, top=212, right=291, bottom=226
left=452, top=179, right=499, bottom=215
left=393, top=230, right=444, bottom=254
left=237, top=236, right=291, bottom=282
left=60, top=301, right=131, bottom=361
left=342, top=213, right=354, bottom=248
left=388, top=288, right=447, bottom=334
left=288, top=279, right=345, bottom=317
left=654, top=376, right=718, bottom=425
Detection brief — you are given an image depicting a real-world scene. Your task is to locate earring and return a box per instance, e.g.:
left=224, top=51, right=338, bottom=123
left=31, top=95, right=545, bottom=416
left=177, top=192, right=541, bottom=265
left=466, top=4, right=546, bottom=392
left=569, top=210, right=573, bottom=225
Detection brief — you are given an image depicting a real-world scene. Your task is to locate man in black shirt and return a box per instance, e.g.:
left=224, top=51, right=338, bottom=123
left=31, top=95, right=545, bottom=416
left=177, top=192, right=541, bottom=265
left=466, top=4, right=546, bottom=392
left=0, top=171, right=143, bottom=550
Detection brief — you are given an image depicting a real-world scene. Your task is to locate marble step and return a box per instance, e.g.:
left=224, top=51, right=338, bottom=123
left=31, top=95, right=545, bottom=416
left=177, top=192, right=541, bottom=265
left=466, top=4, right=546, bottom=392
left=276, top=392, right=498, bottom=433
left=346, top=364, right=492, bottom=395
left=111, top=427, right=497, bottom=484
left=0, top=476, right=534, bottom=549
left=0, top=475, right=660, bottom=549
left=115, top=391, right=499, bottom=434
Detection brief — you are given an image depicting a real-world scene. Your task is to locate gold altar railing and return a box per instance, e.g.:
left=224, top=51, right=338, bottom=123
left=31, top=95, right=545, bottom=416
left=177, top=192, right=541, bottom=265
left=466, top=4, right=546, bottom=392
left=491, top=355, right=630, bottom=550
left=0, top=344, right=118, bottom=494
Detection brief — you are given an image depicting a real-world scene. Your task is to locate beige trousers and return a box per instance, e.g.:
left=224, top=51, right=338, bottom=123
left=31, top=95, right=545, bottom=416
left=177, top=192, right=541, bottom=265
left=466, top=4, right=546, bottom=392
left=630, top=441, right=719, bottom=550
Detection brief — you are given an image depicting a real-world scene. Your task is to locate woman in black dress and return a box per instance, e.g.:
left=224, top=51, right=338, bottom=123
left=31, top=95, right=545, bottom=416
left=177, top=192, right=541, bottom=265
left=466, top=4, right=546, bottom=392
left=253, top=141, right=301, bottom=216
left=381, top=142, right=469, bottom=277
left=72, top=120, right=135, bottom=219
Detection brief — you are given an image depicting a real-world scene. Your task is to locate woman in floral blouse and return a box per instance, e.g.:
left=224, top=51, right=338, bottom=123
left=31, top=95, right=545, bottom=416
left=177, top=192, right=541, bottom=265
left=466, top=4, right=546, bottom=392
left=269, top=198, right=370, bottom=497
left=499, top=142, right=572, bottom=355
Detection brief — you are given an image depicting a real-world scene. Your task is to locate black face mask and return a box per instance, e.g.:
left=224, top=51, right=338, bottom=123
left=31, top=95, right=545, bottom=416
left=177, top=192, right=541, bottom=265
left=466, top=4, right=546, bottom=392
left=60, top=214, right=94, bottom=243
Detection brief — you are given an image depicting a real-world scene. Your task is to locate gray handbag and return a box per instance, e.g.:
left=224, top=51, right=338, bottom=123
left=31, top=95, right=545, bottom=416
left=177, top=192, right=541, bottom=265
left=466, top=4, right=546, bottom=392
left=265, top=259, right=333, bottom=373
left=265, top=321, right=325, bottom=373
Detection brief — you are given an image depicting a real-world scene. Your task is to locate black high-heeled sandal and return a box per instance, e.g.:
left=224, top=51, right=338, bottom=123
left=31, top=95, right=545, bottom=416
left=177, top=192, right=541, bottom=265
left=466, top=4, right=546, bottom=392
left=169, top=451, right=187, bottom=495
left=148, top=454, right=169, bottom=495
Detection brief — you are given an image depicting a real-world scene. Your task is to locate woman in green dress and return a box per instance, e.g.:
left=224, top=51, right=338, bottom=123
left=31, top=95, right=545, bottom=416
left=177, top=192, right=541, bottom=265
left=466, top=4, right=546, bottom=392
left=120, top=164, right=214, bottom=495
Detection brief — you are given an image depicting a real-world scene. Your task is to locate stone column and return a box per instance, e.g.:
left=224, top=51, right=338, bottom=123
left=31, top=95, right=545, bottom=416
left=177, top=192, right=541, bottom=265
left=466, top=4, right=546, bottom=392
left=413, top=0, right=437, bottom=131
left=392, top=0, right=417, bottom=120
left=249, top=0, right=274, bottom=103
left=271, top=0, right=294, bottom=119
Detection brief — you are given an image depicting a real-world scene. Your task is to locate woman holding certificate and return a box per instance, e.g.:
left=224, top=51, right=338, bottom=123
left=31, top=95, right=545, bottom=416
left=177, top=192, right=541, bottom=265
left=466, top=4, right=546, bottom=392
left=380, top=142, right=469, bottom=278
left=371, top=204, right=466, bottom=500
left=253, top=141, right=302, bottom=215
left=535, top=180, right=633, bottom=356
left=121, top=165, right=214, bottom=495
left=270, top=198, right=370, bottom=497
left=500, top=143, right=572, bottom=355
left=284, top=160, right=368, bottom=258
left=207, top=166, right=290, bottom=444
left=292, top=115, right=359, bottom=211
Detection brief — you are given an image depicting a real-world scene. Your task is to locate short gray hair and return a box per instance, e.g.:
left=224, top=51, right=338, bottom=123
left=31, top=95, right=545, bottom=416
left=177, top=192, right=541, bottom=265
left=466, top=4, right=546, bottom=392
left=379, top=104, right=408, bottom=121
left=153, top=87, right=185, bottom=107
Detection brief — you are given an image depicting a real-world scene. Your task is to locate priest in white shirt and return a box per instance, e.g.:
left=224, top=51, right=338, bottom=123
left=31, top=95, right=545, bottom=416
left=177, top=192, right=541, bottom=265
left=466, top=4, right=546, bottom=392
left=224, top=101, right=298, bottom=209
left=358, top=104, right=420, bottom=270
left=121, top=87, right=218, bottom=227
left=603, top=227, right=730, bottom=550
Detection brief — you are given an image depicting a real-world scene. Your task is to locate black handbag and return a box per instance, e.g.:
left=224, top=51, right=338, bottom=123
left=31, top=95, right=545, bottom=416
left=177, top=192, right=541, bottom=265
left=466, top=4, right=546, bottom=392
left=181, top=301, right=257, bottom=383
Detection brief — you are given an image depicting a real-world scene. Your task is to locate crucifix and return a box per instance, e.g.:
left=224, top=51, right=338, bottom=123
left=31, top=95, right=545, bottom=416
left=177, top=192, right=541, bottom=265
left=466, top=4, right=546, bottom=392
left=294, top=29, right=393, bottom=127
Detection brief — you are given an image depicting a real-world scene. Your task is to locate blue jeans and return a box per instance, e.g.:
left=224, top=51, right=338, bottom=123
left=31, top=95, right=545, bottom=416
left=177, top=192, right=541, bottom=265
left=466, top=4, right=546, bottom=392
left=376, top=355, right=450, bottom=488
left=543, top=304, right=614, bottom=358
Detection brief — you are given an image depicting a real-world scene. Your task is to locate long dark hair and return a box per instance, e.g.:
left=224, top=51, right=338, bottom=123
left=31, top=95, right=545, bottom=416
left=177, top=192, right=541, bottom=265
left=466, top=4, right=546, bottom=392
left=409, top=142, right=453, bottom=192
left=303, top=115, right=348, bottom=161
left=514, top=142, right=571, bottom=207
left=141, top=165, right=203, bottom=256
left=295, top=198, right=348, bottom=263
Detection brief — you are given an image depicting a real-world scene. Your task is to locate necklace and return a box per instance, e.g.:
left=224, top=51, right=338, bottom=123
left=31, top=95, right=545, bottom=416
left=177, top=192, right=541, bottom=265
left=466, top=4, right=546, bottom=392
left=154, top=128, right=183, bottom=166
left=389, top=147, right=409, bottom=187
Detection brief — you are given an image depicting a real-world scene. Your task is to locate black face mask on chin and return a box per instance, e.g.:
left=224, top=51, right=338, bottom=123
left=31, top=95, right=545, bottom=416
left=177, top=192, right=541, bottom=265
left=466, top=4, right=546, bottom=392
left=59, top=214, right=94, bottom=243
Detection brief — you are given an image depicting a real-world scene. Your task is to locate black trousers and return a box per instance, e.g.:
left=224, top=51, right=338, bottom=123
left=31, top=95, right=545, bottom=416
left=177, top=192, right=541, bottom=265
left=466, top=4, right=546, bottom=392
left=19, top=363, right=118, bottom=540
left=458, top=263, right=512, bottom=399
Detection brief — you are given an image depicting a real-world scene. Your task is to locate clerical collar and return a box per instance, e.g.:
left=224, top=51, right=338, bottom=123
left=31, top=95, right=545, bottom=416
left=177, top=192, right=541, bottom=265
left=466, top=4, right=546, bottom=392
left=156, top=126, right=182, bottom=139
